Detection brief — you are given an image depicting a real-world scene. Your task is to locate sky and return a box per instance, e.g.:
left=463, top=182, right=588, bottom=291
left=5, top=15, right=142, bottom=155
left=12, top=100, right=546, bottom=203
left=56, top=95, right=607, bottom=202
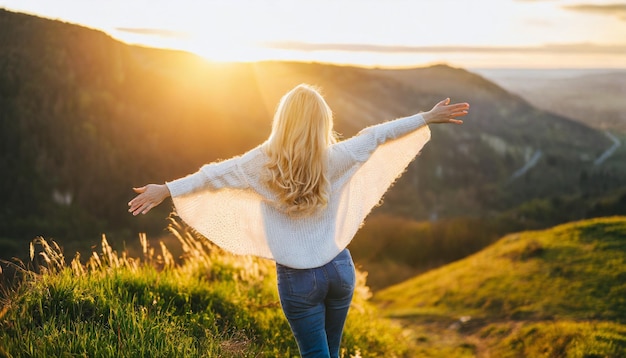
left=1, top=0, right=625, bottom=69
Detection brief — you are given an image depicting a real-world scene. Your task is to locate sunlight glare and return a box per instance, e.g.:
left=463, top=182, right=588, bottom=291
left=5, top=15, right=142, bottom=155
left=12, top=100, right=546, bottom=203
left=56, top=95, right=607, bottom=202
left=3, top=0, right=625, bottom=68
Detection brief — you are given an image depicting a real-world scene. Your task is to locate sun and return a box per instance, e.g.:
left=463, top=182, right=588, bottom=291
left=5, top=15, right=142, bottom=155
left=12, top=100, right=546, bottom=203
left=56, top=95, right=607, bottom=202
left=103, top=1, right=278, bottom=63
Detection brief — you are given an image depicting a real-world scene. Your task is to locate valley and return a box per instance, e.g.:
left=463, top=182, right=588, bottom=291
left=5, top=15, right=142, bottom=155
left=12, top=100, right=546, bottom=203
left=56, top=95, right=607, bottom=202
left=473, top=68, right=626, bottom=132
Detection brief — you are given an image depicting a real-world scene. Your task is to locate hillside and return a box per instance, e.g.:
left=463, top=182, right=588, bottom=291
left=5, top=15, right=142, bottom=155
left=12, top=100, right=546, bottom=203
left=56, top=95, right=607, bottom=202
left=374, top=217, right=626, bottom=357
left=2, top=9, right=626, bottom=289
left=0, top=224, right=410, bottom=357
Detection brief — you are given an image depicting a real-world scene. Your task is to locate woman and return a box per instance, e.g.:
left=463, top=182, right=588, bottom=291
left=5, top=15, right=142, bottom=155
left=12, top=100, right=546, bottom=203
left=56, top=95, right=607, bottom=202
left=128, top=84, right=469, bottom=357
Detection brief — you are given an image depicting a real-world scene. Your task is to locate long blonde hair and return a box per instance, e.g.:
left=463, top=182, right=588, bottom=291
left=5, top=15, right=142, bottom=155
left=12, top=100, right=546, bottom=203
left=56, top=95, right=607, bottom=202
left=264, top=84, right=337, bottom=216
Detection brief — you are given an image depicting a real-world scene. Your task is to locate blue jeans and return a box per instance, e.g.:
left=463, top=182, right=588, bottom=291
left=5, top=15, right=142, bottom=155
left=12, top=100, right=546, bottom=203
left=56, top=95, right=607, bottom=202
left=276, top=249, right=356, bottom=358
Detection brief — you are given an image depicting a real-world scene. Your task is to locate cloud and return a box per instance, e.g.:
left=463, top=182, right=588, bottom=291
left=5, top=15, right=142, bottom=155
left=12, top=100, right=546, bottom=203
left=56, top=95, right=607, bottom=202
left=262, top=41, right=626, bottom=55
left=563, top=3, right=626, bottom=20
left=116, top=27, right=190, bottom=39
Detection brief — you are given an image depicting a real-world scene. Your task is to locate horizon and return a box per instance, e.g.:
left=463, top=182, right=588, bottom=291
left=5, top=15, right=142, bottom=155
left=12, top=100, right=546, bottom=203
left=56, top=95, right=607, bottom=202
left=2, top=1, right=626, bottom=70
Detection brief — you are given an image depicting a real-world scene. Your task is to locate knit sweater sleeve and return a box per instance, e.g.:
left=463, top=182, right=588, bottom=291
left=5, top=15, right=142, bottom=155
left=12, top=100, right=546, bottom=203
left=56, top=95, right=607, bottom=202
left=333, top=113, right=427, bottom=165
left=165, top=157, right=248, bottom=197
left=163, top=147, right=274, bottom=261
left=325, top=113, right=430, bottom=266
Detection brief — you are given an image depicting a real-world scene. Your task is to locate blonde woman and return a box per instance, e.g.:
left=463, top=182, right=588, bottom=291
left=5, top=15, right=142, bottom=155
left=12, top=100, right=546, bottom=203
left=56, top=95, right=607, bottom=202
left=129, top=84, right=469, bottom=357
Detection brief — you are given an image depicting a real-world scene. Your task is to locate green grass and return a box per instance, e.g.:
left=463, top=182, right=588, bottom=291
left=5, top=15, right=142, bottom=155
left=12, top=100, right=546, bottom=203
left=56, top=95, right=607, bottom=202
left=485, top=320, right=626, bottom=358
left=374, top=216, right=626, bottom=357
left=4, top=217, right=626, bottom=357
left=0, top=224, right=410, bottom=357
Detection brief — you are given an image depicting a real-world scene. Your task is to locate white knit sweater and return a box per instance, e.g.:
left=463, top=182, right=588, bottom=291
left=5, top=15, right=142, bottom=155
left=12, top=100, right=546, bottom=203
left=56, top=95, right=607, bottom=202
left=166, top=113, right=430, bottom=268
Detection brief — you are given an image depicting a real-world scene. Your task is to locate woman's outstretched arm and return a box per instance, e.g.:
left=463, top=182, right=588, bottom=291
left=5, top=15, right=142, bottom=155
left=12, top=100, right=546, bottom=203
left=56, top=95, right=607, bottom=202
left=128, top=184, right=170, bottom=216
left=332, top=98, right=469, bottom=163
left=128, top=154, right=250, bottom=216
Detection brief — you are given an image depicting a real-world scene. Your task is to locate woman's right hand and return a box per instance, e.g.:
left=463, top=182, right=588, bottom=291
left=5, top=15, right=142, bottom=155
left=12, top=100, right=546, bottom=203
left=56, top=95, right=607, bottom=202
left=128, top=184, right=170, bottom=216
left=422, top=98, right=470, bottom=125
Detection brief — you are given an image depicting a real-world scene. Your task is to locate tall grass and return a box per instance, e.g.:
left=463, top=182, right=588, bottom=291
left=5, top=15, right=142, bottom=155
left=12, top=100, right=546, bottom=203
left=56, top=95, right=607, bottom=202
left=0, top=216, right=410, bottom=357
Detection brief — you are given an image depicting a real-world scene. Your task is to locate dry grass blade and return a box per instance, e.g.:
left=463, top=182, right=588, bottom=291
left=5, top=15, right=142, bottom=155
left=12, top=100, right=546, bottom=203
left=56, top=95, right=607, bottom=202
left=160, top=241, right=175, bottom=269
left=139, top=232, right=149, bottom=262
left=71, top=252, right=85, bottom=276
left=0, top=259, right=28, bottom=276
left=27, top=237, right=67, bottom=273
left=89, top=252, right=102, bottom=271
left=39, top=252, right=51, bottom=266
left=101, top=234, right=120, bottom=268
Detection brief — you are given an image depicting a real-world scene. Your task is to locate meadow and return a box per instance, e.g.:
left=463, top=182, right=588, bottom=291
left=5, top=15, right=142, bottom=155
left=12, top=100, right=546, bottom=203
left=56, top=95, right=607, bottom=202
left=0, top=216, right=409, bottom=357
left=2, top=217, right=626, bottom=357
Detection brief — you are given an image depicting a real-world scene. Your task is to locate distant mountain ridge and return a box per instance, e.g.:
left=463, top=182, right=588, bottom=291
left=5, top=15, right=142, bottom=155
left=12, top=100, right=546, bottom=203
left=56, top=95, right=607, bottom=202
left=475, top=68, right=626, bottom=132
left=1, top=9, right=625, bottom=263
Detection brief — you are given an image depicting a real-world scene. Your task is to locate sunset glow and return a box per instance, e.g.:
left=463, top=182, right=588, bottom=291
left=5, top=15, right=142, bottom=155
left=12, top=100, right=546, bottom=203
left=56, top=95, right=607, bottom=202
left=1, top=0, right=625, bottom=68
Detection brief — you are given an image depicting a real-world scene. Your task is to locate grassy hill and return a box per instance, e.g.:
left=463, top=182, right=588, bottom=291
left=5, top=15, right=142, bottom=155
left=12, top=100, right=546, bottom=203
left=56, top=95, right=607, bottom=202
left=3, top=217, right=625, bottom=357
left=0, top=220, right=409, bottom=357
left=374, top=216, right=626, bottom=357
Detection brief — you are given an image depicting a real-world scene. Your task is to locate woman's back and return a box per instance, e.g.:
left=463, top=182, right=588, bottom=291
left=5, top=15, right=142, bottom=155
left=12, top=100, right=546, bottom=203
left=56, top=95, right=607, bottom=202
left=128, top=83, right=469, bottom=357
left=165, top=111, right=430, bottom=268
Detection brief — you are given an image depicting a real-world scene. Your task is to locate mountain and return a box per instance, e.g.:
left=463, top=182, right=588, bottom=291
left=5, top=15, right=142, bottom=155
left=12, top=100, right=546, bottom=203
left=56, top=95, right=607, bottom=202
left=474, top=68, right=626, bottom=132
left=374, top=216, right=626, bottom=357
left=1, top=9, right=625, bottom=281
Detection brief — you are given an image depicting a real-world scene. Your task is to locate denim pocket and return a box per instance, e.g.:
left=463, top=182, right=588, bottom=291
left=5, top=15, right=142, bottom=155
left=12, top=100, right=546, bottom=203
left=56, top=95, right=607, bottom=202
left=278, top=267, right=318, bottom=299
left=332, top=259, right=355, bottom=290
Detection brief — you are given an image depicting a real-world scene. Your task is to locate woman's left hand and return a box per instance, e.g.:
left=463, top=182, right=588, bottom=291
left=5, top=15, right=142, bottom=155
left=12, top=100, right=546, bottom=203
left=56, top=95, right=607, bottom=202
left=422, top=98, right=470, bottom=125
left=128, top=184, right=170, bottom=216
